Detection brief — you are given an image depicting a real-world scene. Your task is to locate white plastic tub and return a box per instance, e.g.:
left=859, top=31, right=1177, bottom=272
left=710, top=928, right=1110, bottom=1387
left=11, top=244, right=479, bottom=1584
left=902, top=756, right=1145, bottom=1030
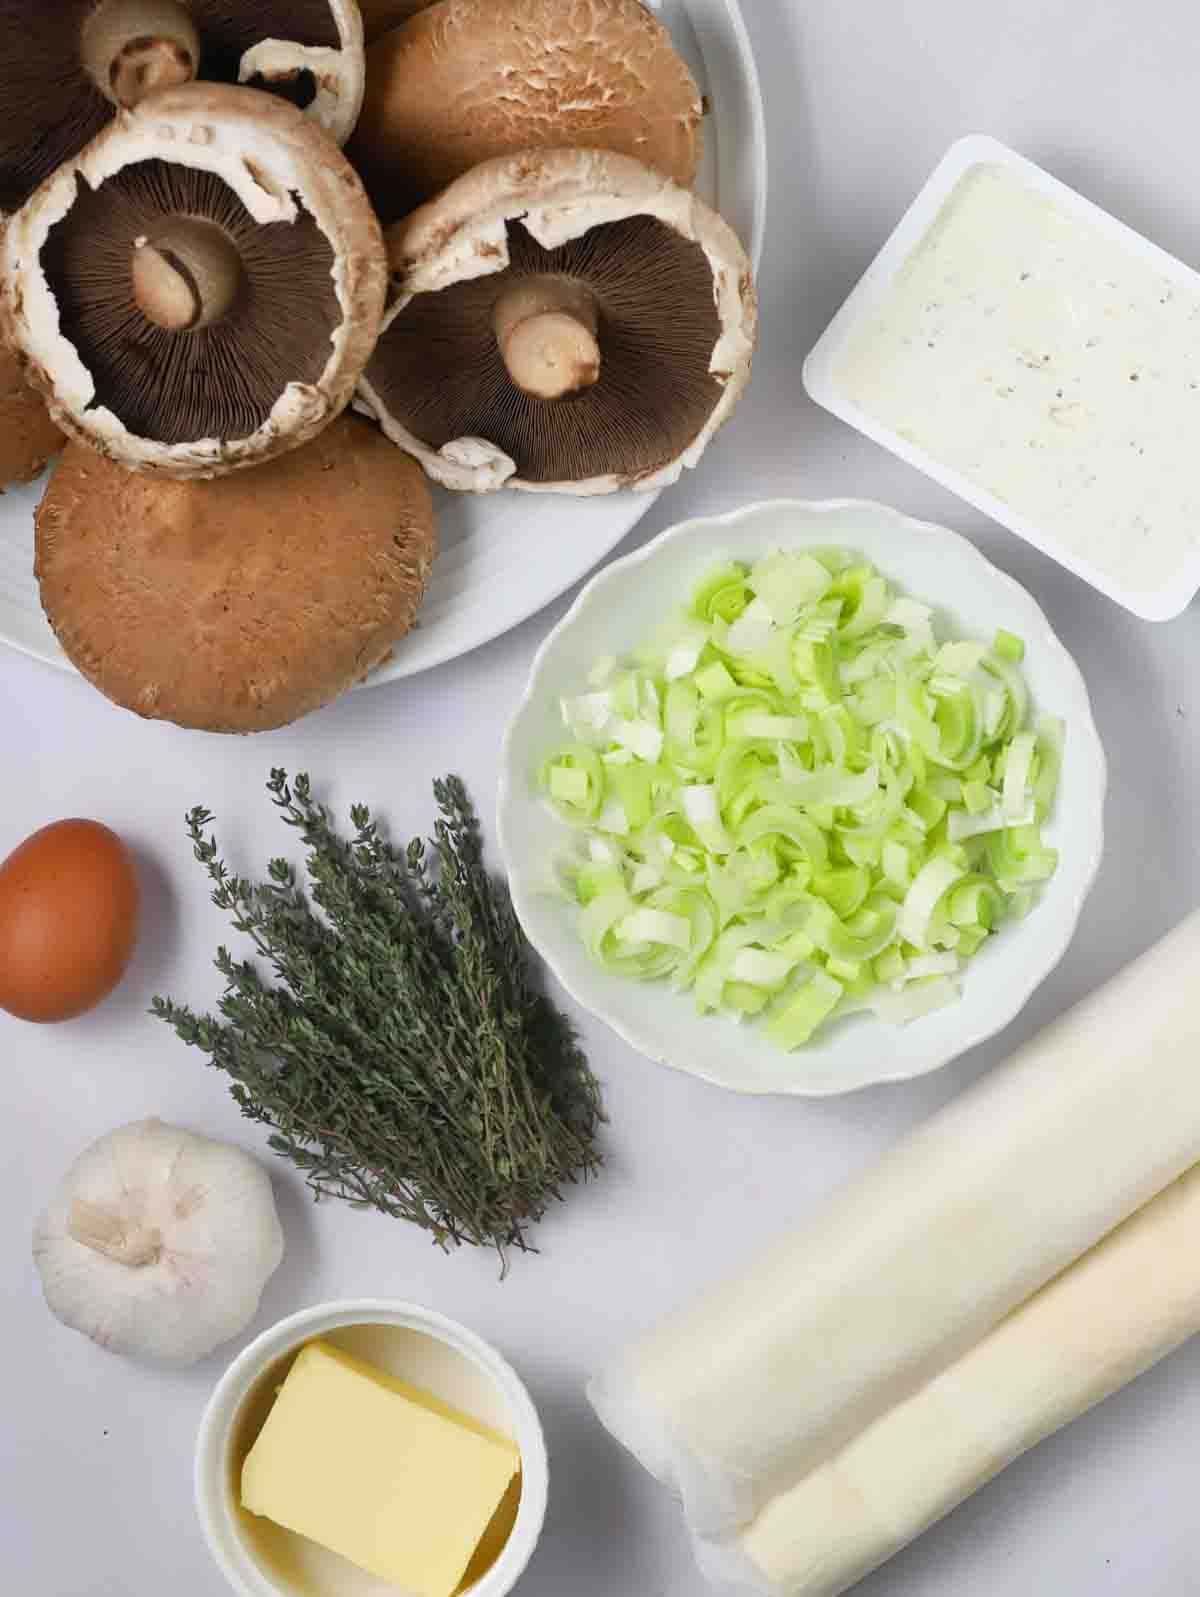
left=805, top=135, right=1200, bottom=621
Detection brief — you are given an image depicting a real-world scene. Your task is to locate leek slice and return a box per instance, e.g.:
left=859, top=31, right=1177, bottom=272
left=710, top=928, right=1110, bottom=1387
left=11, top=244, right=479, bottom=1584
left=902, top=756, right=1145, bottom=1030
left=540, top=746, right=605, bottom=824
left=898, top=856, right=966, bottom=949
left=695, top=660, right=739, bottom=702
left=731, top=948, right=798, bottom=989
left=751, top=551, right=833, bottom=622
left=993, top=627, right=1026, bottom=663
left=691, top=563, right=753, bottom=624
left=1033, top=714, right=1065, bottom=821
left=873, top=975, right=962, bottom=1024
left=1003, top=730, right=1037, bottom=819
left=617, top=909, right=692, bottom=951
left=948, top=800, right=1035, bottom=842
left=681, top=784, right=734, bottom=856
left=725, top=598, right=778, bottom=659
left=767, top=971, right=845, bottom=1049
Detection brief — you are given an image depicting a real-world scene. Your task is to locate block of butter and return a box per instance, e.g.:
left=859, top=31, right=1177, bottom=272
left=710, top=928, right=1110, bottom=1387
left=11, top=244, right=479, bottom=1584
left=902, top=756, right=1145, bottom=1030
left=242, top=1340, right=521, bottom=1597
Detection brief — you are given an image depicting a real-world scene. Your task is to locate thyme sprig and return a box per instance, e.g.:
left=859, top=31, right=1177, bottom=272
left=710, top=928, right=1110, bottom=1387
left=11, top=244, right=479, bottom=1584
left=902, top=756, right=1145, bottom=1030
left=153, top=771, right=603, bottom=1265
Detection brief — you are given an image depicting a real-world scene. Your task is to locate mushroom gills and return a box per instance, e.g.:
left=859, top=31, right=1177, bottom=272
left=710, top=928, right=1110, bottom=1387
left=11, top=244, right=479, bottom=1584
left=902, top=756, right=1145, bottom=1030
left=40, top=160, right=339, bottom=447
left=184, top=0, right=342, bottom=87
left=0, top=2, right=112, bottom=211
left=368, top=217, right=724, bottom=485
left=241, top=67, right=319, bottom=112
left=0, top=0, right=345, bottom=211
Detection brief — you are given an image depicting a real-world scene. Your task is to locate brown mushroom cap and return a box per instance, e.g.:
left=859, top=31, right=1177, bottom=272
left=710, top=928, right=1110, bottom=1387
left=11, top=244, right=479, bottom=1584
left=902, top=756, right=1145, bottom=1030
left=359, top=0, right=436, bottom=44
left=36, top=417, right=436, bottom=733
left=0, top=336, right=62, bottom=490
left=4, top=84, right=387, bottom=479
left=348, top=0, right=703, bottom=223
left=0, top=0, right=364, bottom=212
left=357, top=148, right=757, bottom=495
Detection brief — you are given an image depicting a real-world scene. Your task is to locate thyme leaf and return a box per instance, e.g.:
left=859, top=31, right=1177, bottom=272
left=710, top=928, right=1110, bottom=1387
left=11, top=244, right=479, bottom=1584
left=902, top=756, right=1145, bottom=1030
left=153, top=771, right=603, bottom=1266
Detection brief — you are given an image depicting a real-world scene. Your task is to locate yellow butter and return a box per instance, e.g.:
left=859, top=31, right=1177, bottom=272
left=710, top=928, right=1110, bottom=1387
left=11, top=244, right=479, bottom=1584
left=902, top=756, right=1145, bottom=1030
left=241, top=1340, right=521, bottom=1597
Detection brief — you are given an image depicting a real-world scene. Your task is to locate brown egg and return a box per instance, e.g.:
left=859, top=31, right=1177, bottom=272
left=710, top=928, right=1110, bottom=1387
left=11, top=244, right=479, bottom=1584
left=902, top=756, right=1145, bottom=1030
left=0, top=820, right=140, bottom=1023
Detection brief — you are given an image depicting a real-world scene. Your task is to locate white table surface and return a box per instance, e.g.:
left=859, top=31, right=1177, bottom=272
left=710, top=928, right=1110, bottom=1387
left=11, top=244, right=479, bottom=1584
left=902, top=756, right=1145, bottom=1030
left=5, top=3, right=1200, bottom=1593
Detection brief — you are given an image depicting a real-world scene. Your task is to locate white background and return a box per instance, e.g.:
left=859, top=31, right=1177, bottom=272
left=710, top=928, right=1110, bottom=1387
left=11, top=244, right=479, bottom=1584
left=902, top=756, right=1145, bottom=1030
left=4, top=2, right=1200, bottom=1593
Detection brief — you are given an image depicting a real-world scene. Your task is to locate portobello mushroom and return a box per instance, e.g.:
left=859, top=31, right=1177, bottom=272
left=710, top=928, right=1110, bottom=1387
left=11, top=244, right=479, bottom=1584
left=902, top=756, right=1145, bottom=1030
left=348, top=0, right=703, bottom=222
left=4, top=84, right=387, bottom=477
left=37, top=416, right=437, bottom=732
left=357, top=148, right=757, bottom=494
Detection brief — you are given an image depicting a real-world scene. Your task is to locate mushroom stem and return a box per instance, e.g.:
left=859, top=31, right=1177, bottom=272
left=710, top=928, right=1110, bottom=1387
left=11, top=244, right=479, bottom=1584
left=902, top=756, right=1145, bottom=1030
left=67, top=1199, right=163, bottom=1269
left=81, top=0, right=201, bottom=110
left=494, top=277, right=601, bottom=400
left=131, top=220, right=243, bottom=332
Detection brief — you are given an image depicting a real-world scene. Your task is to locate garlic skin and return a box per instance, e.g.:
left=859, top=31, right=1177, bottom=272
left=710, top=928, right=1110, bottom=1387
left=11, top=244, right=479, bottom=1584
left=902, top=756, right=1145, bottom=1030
left=33, top=1118, right=285, bottom=1366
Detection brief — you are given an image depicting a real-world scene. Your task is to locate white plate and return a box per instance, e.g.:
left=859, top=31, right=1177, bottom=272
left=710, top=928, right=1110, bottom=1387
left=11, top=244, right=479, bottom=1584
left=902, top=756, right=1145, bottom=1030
left=0, top=0, right=767, bottom=684
left=498, top=499, right=1107, bottom=1097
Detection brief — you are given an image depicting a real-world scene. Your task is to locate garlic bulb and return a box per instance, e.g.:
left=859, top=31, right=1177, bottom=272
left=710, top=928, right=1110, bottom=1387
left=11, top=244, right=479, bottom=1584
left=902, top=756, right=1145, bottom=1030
left=33, top=1118, right=284, bottom=1366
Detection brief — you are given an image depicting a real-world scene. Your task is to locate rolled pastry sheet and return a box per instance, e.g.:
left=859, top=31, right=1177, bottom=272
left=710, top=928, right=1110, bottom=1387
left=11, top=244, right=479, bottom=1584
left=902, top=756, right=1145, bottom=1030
left=589, top=910, right=1200, bottom=1534
left=696, top=1161, right=1200, bottom=1597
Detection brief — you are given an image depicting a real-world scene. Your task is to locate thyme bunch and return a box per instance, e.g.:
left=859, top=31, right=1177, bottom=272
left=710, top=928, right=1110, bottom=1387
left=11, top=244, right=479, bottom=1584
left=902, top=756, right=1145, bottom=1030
left=153, top=771, right=603, bottom=1265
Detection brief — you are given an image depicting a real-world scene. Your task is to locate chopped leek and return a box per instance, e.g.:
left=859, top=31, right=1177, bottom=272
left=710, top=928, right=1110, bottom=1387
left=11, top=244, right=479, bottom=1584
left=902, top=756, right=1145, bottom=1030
left=766, top=971, right=845, bottom=1048
left=993, top=627, right=1026, bottom=664
left=1003, top=730, right=1037, bottom=819
left=873, top=975, right=962, bottom=1025
left=617, top=909, right=692, bottom=951
left=540, top=746, right=605, bottom=824
left=898, top=856, right=966, bottom=949
left=538, top=548, right=1065, bottom=1051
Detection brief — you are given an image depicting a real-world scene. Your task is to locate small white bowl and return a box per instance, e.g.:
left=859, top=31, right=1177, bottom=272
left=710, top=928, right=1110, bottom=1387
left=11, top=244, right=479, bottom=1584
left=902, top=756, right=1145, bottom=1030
left=196, top=1300, right=548, bottom=1597
left=498, top=498, right=1107, bottom=1096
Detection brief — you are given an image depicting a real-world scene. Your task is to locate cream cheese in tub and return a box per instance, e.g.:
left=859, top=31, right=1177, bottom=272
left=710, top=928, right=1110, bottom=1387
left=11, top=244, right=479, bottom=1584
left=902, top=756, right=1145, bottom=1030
left=805, top=137, right=1200, bottom=620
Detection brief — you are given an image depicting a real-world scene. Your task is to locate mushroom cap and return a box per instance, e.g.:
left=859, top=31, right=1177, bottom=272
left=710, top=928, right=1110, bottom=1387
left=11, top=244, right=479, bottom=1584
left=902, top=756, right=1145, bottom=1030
left=0, top=0, right=364, bottom=210
left=0, top=335, right=62, bottom=490
left=237, top=0, right=366, bottom=147
left=356, top=147, right=757, bottom=495
left=359, top=0, right=437, bottom=44
left=36, top=417, right=437, bottom=733
left=3, top=83, right=387, bottom=479
left=348, top=0, right=703, bottom=222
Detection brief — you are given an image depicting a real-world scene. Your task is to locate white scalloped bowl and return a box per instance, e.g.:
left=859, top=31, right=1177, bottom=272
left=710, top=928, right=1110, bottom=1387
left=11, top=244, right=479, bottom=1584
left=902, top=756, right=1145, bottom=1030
left=498, top=500, right=1106, bottom=1096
